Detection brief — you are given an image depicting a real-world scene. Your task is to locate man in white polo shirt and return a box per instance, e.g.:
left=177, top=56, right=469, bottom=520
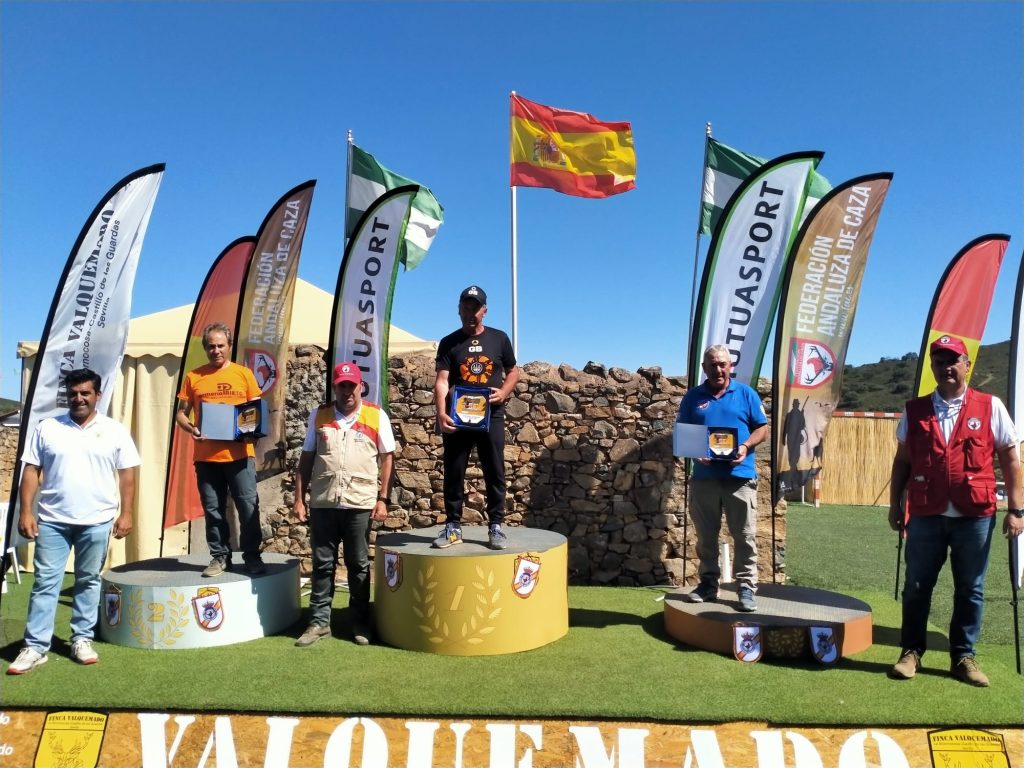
left=7, top=368, right=140, bottom=675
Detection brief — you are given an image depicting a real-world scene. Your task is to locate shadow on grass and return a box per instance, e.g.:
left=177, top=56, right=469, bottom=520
left=873, top=623, right=950, bottom=653
left=568, top=607, right=647, bottom=630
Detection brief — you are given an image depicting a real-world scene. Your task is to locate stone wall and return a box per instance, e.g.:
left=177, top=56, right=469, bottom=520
left=1, top=425, right=18, bottom=499
left=263, top=347, right=785, bottom=587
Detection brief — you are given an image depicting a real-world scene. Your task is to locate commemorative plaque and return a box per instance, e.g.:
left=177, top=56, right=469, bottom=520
left=450, top=385, right=491, bottom=431
left=707, top=427, right=739, bottom=462
left=198, top=399, right=269, bottom=441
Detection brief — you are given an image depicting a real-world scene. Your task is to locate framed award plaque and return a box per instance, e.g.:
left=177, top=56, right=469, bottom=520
left=450, top=385, right=491, bottom=430
left=707, top=426, right=739, bottom=462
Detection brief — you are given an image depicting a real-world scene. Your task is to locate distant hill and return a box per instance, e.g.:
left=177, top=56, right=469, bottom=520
left=0, top=397, right=18, bottom=415
left=837, top=340, right=1012, bottom=412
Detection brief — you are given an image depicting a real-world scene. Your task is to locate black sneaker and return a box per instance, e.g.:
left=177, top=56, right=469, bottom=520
left=683, top=581, right=719, bottom=603
left=244, top=556, right=266, bottom=576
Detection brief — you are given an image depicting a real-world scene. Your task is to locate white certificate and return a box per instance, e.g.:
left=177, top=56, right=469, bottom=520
left=673, top=422, right=710, bottom=459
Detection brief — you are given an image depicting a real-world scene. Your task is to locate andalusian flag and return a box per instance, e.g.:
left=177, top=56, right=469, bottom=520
left=347, top=145, right=444, bottom=271
left=510, top=94, right=636, bottom=198
left=701, top=137, right=831, bottom=236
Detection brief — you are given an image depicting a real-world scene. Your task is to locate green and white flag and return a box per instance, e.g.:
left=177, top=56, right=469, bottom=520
left=700, top=137, right=830, bottom=236
left=347, top=144, right=444, bottom=270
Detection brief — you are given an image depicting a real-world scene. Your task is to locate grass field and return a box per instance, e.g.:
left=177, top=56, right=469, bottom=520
left=1, top=504, right=1021, bottom=726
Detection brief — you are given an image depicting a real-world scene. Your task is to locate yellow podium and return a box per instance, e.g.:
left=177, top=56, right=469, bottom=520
left=374, top=527, right=568, bottom=655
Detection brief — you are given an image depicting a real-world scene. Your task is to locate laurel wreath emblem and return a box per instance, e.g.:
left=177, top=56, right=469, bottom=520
left=411, top=564, right=502, bottom=646
left=128, top=589, right=190, bottom=647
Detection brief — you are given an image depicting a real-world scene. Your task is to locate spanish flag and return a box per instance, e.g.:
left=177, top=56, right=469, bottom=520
left=510, top=94, right=636, bottom=198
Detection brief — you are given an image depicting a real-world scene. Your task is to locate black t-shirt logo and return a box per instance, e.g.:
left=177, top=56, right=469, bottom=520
left=460, top=354, right=494, bottom=384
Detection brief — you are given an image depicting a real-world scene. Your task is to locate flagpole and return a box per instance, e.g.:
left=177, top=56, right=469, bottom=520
left=688, top=122, right=711, bottom=354
left=681, top=122, right=711, bottom=586
left=1009, top=537, right=1022, bottom=675
left=342, top=129, right=355, bottom=402
left=510, top=91, right=519, bottom=358
left=345, top=131, right=354, bottom=242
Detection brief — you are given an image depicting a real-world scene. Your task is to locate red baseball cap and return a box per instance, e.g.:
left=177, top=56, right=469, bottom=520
left=930, top=335, right=969, bottom=358
left=332, top=362, right=362, bottom=385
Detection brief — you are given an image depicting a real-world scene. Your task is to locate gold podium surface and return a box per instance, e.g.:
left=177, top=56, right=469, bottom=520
left=374, top=527, right=568, bottom=656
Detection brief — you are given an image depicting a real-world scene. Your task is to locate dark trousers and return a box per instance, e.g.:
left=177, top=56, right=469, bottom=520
left=195, top=458, right=262, bottom=562
left=308, top=507, right=372, bottom=627
left=442, top=416, right=506, bottom=526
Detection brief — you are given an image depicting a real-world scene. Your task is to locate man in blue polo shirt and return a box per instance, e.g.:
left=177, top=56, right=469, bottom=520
left=676, top=344, right=768, bottom=612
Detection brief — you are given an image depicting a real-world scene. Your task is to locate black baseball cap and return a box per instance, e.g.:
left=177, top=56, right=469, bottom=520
left=459, top=285, right=487, bottom=305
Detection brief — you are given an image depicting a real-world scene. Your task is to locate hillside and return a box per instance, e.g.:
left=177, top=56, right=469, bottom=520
left=837, top=340, right=1012, bottom=411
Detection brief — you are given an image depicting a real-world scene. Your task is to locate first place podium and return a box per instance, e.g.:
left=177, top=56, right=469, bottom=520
left=374, top=527, right=568, bottom=655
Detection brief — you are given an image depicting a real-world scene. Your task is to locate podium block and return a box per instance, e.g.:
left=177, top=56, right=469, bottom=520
left=99, top=553, right=300, bottom=649
left=374, top=527, right=568, bottom=655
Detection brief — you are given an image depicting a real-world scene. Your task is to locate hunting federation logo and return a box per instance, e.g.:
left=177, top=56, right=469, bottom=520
left=103, top=585, right=122, bottom=627
left=384, top=551, right=403, bottom=591
left=247, top=349, right=278, bottom=394
left=192, top=586, right=225, bottom=631
left=512, top=554, right=542, bottom=598
left=732, top=623, right=762, bottom=663
left=790, top=339, right=836, bottom=389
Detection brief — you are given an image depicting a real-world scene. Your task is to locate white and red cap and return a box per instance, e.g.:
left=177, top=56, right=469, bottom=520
left=930, top=335, right=968, bottom=358
left=333, top=362, right=362, bottom=385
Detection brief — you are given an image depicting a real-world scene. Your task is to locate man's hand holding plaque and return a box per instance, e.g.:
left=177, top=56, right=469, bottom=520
left=449, top=385, right=491, bottom=431
left=707, top=426, right=739, bottom=463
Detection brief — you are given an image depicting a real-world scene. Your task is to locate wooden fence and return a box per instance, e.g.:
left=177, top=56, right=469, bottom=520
left=817, top=412, right=899, bottom=506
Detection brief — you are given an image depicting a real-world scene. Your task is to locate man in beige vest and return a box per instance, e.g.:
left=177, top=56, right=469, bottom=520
left=293, top=363, right=395, bottom=646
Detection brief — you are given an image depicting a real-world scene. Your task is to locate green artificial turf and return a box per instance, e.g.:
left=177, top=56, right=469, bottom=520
left=2, top=505, right=1021, bottom=726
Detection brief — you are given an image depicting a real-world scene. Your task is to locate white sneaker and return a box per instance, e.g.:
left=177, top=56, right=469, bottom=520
left=70, top=638, right=99, bottom=665
left=7, top=647, right=48, bottom=675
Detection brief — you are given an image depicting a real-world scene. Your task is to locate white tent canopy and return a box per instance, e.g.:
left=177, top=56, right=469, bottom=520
left=17, top=279, right=435, bottom=564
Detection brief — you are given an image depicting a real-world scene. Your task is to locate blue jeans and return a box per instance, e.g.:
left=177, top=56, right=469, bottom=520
left=901, top=514, right=995, bottom=659
left=24, top=520, right=112, bottom=653
left=195, top=458, right=262, bottom=561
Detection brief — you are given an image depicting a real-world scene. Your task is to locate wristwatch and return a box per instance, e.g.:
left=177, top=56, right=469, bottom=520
left=377, top=495, right=389, bottom=504
left=1008, top=509, right=1024, bottom=519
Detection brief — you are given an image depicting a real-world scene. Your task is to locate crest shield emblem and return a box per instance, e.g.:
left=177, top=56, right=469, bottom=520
left=789, top=338, right=836, bottom=389
left=246, top=349, right=278, bottom=394
left=928, top=728, right=1010, bottom=768
left=34, top=710, right=108, bottom=768
left=512, top=555, right=542, bottom=598
left=732, top=623, right=762, bottom=663
left=808, top=625, right=839, bottom=664
left=103, top=585, right=121, bottom=627
left=384, top=551, right=403, bottom=591
left=192, top=586, right=224, bottom=631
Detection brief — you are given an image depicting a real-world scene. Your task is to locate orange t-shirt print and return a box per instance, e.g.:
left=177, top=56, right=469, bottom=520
left=179, top=363, right=262, bottom=463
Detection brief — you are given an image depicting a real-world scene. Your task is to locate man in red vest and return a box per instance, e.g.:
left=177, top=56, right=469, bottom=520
left=888, top=335, right=1024, bottom=686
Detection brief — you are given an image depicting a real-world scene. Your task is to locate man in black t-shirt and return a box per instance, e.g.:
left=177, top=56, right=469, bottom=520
left=433, top=285, right=519, bottom=550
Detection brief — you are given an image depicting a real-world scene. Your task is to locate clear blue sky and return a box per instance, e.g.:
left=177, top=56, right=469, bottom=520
left=2, top=1, right=1021, bottom=400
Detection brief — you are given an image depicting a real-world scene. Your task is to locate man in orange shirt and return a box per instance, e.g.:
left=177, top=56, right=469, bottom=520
left=176, top=322, right=265, bottom=576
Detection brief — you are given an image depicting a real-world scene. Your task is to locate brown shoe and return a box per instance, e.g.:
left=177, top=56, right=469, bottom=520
left=950, top=656, right=989, bottom=687
left=888, top=649, right=921, bottom=680
left=294, top=624, right=331, bottom=648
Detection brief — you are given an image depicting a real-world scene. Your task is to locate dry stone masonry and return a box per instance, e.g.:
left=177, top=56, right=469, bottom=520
left=263, top=347, right=784, bottom=587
